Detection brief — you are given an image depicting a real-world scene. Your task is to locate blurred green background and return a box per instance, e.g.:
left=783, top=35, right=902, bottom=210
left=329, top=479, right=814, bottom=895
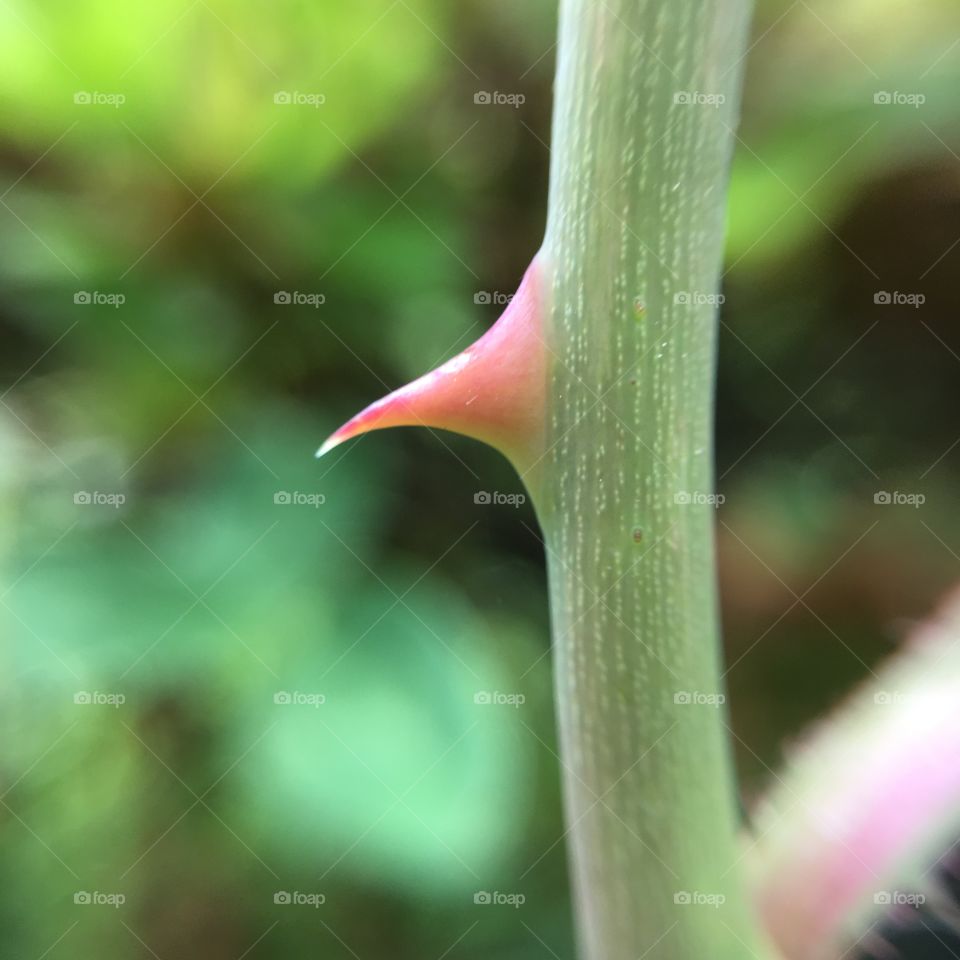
left=1, top=0, right=959, bottom=956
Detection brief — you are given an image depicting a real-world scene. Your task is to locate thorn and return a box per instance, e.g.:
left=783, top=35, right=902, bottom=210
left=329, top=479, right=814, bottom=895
left=317, top=255, right=546, bottom=474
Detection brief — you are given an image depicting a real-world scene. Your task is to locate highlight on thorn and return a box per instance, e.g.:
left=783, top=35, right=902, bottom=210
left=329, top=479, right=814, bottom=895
left=317, top=256, right=547, bottom=475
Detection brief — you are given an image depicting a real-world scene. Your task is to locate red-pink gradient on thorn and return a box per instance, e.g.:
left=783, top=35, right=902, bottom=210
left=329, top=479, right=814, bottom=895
left=317, top=256, right=546, bottom=471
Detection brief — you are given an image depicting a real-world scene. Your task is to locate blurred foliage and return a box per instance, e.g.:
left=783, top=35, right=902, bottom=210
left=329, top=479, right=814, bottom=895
left=1, top=0, right=959, bottom=956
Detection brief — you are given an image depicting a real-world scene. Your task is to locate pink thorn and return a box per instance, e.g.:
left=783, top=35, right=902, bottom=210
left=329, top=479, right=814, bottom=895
left=318, top=257, right=547, bottom=473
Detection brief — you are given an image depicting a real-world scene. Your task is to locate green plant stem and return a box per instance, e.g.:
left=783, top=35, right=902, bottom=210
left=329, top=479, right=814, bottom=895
left=537, top=2, right=764, bottom=958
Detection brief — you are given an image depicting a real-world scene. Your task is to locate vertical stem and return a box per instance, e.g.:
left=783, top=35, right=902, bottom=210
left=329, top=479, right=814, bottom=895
left=539, top=2, right=763, bottom=959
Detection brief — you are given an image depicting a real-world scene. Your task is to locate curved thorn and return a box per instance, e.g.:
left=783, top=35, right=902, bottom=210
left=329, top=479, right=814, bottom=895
left=318, top=255, right=547, bottom=474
